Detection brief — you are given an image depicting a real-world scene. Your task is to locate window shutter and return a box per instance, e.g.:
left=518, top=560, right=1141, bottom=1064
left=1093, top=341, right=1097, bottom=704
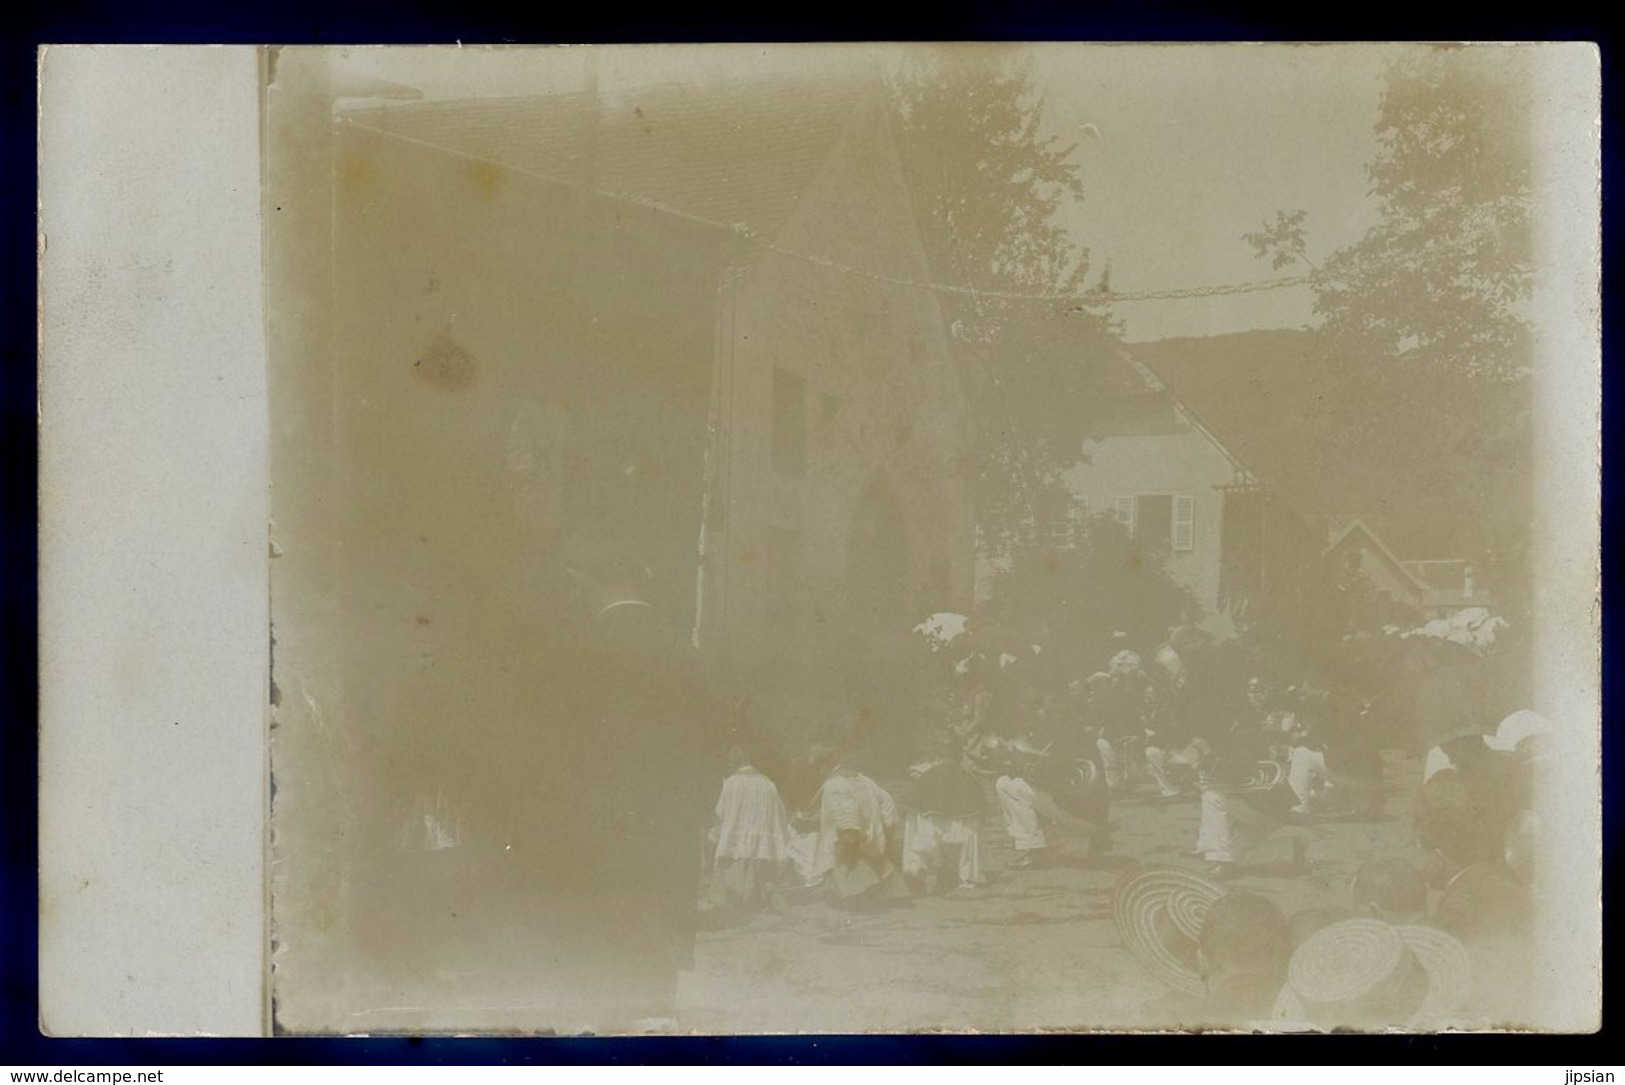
left=1115, top=496, right=1136, bottom=533
left=1047, top=510, right=1073, bottom=550
left=1068, top=499, right=1088, bottom=545
left=1173, top=495, right=1196, bottom=552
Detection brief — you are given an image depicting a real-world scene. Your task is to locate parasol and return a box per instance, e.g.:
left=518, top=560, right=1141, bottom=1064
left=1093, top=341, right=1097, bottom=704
left=1375, top=631, right=1497, bottom=752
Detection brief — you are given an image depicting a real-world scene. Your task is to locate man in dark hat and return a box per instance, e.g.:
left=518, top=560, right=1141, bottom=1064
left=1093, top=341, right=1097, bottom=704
left=897, top=729, right=987, bottom=892
left=1416, top=768, right=1533, bottom=1023
left=1350, top=856, right=1430, bottom=926
left=1190, top=891, right=1294, bottom=1021
left=511, top=523, right=726, bottom=1032
left=987, top=735, right=1109, bottom=870
left=806, top=743, right=911, bottom=910
left=1116, top=868, right=1292, bottom=1027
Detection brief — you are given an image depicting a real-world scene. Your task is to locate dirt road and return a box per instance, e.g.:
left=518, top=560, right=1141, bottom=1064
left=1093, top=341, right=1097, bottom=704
left=677, top=751, right=1427, bottom=1033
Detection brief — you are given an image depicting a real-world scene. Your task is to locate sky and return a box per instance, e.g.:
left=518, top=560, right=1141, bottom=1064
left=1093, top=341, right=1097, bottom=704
left=1024, top=44, right=1397, bottom=340
left=316, top=43, right=1406, bottom=342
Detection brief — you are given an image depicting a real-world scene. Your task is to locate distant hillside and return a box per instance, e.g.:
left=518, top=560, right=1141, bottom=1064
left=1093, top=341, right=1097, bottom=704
left=1129, top=328, right=1512, bottom=561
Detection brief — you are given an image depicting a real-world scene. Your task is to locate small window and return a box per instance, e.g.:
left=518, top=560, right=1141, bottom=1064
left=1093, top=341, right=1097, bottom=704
left=1070, top=499, right=1089, bottom=541
left=1016, top=516, right=1038, bottom=549
left=767, top=526, right=802, bottom=619
left=1114, top=496, right=1136, bottom=532
left=772, top=368, right=807, bottom=476
left=1045, top=509, right=1076, bottom=549
left=1173, top=495, right=1196, bottom=552
left=927, top=555, right=951, bottom=604
left=1135, top=495, right=1174, bottom=553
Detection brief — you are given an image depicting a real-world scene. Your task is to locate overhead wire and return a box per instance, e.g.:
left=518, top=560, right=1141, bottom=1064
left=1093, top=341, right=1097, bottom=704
left=341, top=113, right=1316, bottom=310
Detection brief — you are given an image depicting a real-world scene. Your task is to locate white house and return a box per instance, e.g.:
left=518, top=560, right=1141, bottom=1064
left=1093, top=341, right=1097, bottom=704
left=1058, top=347, right=1256, bottom=635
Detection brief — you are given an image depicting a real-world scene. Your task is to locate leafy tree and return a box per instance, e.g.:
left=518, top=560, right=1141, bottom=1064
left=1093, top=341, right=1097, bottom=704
left=977, top=514, right=1202, bottom=698
left=884, top=51, right=1209, bottom=694
left=1243, top=49, right=1533, bottom=580
left=889, top=50, right=1119, bottom=560
left=1244, top=209, right=1315, bottom=272
left=1317, top=51, right=1532, bottom=381
left=890, top=48, right=1087, bottom=324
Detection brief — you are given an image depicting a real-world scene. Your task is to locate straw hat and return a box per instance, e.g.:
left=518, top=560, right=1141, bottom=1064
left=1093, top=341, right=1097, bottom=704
left=1007, top=737, right=1052, bottom=759
left=1109, top=650, right=1143, bottom=676
left=1484, top=709, right=1551, bottom=753
left=1112, top=866, right=1229, bottom=995
left=1071, top=757, right=1100, bottom=791
left=1273, top=919, right=1470, bottom=1028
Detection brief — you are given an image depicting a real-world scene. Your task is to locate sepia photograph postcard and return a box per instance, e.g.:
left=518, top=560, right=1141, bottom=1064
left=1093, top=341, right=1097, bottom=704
left=38, top=42, right=1602, bottom=1038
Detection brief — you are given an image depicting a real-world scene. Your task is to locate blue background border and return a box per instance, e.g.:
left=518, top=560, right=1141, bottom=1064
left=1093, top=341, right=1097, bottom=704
left=4, top=2, right=1615, bottom=1065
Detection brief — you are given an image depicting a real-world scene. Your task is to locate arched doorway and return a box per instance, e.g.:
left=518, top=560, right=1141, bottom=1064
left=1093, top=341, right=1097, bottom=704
left=841, top=477, right=928, bottom=772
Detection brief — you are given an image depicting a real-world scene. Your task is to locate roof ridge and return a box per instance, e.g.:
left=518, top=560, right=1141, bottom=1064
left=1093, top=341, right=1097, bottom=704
left=1119, top=343, right=1256, bottom=484
left=338, top=81, right=869, bottom=239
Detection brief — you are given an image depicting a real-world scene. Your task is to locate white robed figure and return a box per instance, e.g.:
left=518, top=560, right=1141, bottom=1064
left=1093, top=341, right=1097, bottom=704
left=709, top=747, right=792, bottom=913
left=813, top=768, right=898, bottom=879
left=898, top=733, right=986, bottom=892
left=805, top=747, right=910, bottom=908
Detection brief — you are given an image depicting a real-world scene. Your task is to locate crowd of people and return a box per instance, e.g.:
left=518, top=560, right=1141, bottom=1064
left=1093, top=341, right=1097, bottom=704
left=697, top=621, right=1552, bottom=1030
left=473, top=519, right=1548, bottom=1034
left=1119, top=700, right=1546, bottom=1030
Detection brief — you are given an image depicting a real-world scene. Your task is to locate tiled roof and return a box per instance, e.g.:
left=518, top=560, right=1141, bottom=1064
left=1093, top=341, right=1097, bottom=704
left=1327, top=520, right=1426, bottom=590
left=340, top=78, right=868, bottom=238
left=1403, top=560, right=1470, bottom=591
left=1128, top=329, right=1327, bottom=512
